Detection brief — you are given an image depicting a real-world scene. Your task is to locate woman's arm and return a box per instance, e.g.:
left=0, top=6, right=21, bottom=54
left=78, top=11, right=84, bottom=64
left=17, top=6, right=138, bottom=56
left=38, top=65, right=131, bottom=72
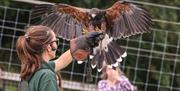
left=54, top=50, right=73, bottom=71
left=54, top=32, right=103, bottom=71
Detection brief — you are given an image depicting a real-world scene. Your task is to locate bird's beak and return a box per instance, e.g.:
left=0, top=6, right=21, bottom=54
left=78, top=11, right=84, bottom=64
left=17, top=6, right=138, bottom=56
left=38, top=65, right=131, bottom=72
left=91, top=14, right=96, bottom=18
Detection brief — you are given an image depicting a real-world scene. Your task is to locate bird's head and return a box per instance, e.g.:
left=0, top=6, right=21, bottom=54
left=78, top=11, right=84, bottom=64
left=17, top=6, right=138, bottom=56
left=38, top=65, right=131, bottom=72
left=88, top=8, right=106, bottom=20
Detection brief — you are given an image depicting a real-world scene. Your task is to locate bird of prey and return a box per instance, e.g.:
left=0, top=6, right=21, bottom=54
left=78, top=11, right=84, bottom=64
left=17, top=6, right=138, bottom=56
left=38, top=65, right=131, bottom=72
left=31, top=1, right=152, bottom=72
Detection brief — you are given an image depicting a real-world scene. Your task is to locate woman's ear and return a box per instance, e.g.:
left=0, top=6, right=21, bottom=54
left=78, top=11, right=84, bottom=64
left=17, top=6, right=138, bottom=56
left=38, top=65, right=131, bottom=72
left=46, top=44, right=52, bottom=52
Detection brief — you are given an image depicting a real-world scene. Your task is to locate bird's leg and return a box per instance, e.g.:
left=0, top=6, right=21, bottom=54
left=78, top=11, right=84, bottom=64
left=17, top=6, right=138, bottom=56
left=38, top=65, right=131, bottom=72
left=88, top=24, right=95, bottom=32
left=100, top=40, right=102, bottom=54
left=101, top=22, right=106, bottom=32
left=86, top=48, right=93, bottom=82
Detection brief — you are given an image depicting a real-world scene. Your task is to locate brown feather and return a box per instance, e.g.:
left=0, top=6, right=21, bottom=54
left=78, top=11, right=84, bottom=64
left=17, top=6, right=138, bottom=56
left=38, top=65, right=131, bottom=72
left=56, top=4, right=89, bottom=26
left=105, top=1, right=152, bottom=38
left=31, top=4, right=89, bottom=40
left=105, top=1, right=129, bottom=23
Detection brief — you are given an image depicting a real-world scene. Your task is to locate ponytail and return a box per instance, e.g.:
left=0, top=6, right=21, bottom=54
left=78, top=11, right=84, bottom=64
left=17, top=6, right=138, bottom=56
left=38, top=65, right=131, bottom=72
left=16, top=36, right=41, bottom=80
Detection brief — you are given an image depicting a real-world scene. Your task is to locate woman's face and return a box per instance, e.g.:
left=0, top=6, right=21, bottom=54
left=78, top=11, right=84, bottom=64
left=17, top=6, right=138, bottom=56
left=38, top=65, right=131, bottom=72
left=48, top=31, right=58, bottom=59
left=106, top=67, right=119, bottom=78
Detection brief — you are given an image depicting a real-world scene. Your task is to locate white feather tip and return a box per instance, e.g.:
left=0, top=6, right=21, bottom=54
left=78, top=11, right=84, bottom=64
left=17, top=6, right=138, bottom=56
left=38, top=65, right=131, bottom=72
left=113, top=62, right=119, bottom=67
left=91, top=64, right=96, bottom=69
left=122, top=52, right=127, bottom=57
left=90, top=55, right=94, bottom=59
left=97, top=68, right=102, bottom=72
left=117, top=57, right=122, bottom=62
left=77, top=61, right=83, bottom=64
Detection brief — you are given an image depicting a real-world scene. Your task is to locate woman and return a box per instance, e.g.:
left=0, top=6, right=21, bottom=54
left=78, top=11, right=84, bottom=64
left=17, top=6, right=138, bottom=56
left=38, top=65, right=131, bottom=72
left=16, top=25, right=73, bottom=91
left=16, top=25, right=102, bottom=91
left=98, top=66, right=135, bottom=91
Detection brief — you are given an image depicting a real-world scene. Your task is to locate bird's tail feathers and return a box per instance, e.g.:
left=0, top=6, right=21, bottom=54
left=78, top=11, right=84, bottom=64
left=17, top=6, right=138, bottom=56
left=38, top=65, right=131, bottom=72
left=91, top=49, right=105, bottom=72
left=91, top=41, right=127, bottom=72
left=106, top=41, right=127, bottom=65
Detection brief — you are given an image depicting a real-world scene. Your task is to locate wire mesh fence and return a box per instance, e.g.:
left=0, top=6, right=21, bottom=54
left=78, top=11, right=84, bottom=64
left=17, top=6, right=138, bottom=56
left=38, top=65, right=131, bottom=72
left=0, top=0, right=180, bottom=91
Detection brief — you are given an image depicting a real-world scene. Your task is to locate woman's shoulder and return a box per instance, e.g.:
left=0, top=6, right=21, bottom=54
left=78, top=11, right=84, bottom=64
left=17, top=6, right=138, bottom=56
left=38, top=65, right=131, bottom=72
left=29, top=69, right=56, bottom=85
left=30, top=68, right=55, bottom=81
left=118, top=74, right=130, bottom=81
left=28, top=69, right=56, bottom=90
left=98, top=80, right=107, bottom=86
left=36, top=68, right=55, bottom=78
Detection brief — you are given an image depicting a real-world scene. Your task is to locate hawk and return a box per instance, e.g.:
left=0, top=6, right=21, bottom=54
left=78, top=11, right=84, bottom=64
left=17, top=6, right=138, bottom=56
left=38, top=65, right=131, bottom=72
left=31, top=1, right=152, bottom=72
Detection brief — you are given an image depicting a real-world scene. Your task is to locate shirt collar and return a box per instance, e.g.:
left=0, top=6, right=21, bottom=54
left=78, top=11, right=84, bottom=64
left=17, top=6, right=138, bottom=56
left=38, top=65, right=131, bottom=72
left=41, top=61, right=55, bottom=73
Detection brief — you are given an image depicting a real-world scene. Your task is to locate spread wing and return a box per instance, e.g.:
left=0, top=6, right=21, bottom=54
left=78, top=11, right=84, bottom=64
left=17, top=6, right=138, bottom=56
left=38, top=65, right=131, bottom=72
left=31, top=4, right=90, bottom=40
left=105, top=1, right=152, bottom=38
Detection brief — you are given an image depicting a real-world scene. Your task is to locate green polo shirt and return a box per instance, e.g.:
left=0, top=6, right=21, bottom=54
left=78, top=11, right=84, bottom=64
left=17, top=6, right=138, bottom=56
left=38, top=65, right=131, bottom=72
left=28, top=61, right=60, bottom=91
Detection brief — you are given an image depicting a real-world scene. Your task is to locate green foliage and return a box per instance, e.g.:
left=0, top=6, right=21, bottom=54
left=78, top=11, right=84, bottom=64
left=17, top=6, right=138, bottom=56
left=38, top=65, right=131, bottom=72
left=0, top=0, right=10, bottom=6
left=0, top=0, right=180, bottom=91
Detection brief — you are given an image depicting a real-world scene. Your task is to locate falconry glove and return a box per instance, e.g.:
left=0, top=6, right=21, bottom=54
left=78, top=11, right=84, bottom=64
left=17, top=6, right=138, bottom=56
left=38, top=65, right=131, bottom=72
left=70, top=31, right=104, bottom=61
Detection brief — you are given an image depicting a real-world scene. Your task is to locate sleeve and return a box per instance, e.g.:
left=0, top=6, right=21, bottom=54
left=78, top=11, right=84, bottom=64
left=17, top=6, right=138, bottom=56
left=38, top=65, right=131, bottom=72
left=119, top=75, right=134, bottom=91
left=39, top=70, right=59, bottom=91
left=98, top=80, right=109, bottom=91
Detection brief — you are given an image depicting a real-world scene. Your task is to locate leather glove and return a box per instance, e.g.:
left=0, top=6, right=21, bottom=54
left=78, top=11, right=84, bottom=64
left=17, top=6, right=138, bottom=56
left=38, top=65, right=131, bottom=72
left=70, top=31, right=104, bottom=61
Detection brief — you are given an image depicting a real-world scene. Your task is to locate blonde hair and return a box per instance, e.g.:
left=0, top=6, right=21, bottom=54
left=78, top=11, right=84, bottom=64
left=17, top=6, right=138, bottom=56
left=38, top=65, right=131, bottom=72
left=100, top=65, right=122, bottom=80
